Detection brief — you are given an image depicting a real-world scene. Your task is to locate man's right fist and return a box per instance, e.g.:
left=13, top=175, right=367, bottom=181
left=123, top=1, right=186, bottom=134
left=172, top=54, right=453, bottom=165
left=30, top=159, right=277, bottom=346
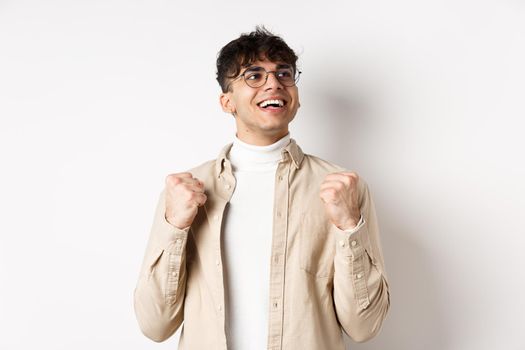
left=164, top=172, right=207, bottom=230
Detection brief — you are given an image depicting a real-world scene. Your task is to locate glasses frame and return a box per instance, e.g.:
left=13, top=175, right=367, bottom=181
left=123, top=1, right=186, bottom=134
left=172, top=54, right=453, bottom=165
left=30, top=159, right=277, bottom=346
left=225, top=66, right=302, bottom=91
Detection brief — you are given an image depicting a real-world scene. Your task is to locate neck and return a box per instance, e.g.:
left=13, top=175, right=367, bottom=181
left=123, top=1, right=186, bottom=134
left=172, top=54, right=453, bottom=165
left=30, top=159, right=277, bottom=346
left=235, top=130, right=290, bottom=146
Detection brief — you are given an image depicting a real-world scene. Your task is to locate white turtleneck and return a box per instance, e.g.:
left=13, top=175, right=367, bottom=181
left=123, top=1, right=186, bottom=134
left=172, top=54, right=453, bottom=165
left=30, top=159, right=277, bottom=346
left=222, top=133, right=291, bottom=350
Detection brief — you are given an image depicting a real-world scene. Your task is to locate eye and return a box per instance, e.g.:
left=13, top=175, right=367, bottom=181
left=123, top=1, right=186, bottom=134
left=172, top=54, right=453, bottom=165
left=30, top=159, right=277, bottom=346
left=277, top=69, right=293, bottom=78
left=245, top=72, right=263, bottom=81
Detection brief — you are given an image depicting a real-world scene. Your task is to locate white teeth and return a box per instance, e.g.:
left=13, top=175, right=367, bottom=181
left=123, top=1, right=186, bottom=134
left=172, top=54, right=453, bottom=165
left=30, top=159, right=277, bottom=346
left=260, top=99, right=284, bottom=108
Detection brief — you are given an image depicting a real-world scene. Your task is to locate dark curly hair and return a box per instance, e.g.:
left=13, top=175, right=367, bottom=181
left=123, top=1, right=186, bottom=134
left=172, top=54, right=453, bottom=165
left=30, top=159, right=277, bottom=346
left=216, top=26, right=298, bottom=93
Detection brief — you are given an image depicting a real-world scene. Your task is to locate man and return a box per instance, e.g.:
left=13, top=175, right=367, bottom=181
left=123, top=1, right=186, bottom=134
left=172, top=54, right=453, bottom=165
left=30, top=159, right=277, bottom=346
left=134, top=27, right=390, bottom=350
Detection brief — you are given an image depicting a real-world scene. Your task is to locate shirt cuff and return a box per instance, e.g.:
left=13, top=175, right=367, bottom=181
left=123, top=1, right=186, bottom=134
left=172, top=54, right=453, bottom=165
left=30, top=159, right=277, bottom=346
left=157, top=213, right=190, bottom=252
left=332, top=214, right=366, bottom=257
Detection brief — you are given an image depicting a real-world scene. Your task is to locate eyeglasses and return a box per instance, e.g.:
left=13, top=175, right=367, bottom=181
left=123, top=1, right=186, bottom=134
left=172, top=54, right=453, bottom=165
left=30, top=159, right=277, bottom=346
left=226, top=65, right=302, bottom=90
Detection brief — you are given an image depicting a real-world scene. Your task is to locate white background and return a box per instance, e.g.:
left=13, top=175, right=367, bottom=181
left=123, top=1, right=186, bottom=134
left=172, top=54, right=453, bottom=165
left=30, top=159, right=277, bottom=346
left=1, top=0, right=524, bottom=349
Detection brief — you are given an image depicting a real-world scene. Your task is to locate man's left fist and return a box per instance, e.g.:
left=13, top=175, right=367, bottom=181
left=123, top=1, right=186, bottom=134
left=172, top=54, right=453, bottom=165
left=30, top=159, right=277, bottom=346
left=320, top=172, right=361, bottom=231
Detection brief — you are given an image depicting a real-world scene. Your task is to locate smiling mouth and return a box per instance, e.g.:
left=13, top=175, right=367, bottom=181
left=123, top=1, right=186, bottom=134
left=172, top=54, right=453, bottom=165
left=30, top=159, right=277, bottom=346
left=257, top=99, right=287, bottom=109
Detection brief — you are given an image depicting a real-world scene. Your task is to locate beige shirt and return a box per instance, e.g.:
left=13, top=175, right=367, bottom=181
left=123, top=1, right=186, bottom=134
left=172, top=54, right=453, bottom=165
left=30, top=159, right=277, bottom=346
left=134, top=139, right=390, bottom=349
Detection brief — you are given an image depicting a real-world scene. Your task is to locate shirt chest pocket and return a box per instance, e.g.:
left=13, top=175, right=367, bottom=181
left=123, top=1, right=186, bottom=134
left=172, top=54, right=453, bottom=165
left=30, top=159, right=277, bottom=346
left=299, top=212, right=335, bottom=279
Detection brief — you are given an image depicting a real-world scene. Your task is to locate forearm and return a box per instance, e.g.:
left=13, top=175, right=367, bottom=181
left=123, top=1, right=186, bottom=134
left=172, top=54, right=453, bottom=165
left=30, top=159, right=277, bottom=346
left=134, top=191, right=189, bottom=342
left=332, top=224, right=390, bottom=342
left=332, top=182, right=390, bottom=342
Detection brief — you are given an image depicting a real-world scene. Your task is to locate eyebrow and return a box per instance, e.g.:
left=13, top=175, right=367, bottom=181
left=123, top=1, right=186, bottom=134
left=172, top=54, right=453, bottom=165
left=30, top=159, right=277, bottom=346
left=276, top=64, right=292, bottom=70
left=242, top=63, right=292, bottom=73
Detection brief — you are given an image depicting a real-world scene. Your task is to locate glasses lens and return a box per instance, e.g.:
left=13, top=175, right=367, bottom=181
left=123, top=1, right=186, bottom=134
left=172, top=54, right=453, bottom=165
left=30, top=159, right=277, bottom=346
left=275, top=68, right=296, bottom=86
left=244, top=68, right=266, bottom=88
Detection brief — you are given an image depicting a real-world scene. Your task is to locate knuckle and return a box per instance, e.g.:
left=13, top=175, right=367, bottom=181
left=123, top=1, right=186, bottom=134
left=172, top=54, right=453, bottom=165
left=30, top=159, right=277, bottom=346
left=166, top=174, right=182, bottom=186
left=326, top=188, right=337, bottom=198
left=335, top=182, right=344, bottom=190
left=348, top=172, right=359, bottom=180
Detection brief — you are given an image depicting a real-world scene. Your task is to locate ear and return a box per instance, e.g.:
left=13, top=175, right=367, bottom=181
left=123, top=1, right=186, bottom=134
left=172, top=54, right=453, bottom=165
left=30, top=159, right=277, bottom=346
left=220, top=93, right=236, bottom=114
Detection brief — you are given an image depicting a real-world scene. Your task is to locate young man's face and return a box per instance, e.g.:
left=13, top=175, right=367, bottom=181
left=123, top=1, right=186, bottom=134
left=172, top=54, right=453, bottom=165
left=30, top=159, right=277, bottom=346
left=220, top=58, right=300, bottom=145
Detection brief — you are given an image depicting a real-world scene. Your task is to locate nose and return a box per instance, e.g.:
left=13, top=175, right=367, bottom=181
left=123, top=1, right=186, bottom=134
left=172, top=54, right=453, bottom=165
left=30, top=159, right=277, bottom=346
left=264, top=71, right=283, bottom=90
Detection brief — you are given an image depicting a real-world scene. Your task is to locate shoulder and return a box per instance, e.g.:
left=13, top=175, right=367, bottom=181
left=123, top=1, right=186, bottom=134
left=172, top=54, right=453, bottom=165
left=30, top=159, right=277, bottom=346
left=302, top=152, right=346, bottom=174
left=186, top=159, right=216, bottom=180
left=301, top=153, right=370, bottom=192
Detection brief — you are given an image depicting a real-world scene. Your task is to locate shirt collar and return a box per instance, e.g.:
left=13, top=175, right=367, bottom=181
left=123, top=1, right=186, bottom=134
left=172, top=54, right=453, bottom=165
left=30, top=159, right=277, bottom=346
left=215, top=137, right=305, bottom=178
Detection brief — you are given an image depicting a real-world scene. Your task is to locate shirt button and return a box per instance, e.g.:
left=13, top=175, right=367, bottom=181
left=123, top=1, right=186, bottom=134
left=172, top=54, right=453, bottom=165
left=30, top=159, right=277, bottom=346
left=218, top=305, right=222, bottom=311
left=276, top=212, right=282, bottom=218
left=356, top=273, right=363, bottom=279
left=172, top=271, right=178, bottom=277
left=339, top=240, right=346, bottom=247
left=278, top=175, right=283, bottom=181
left=273, top=302, right=278, bottom=309
left=225, top=184, right=231, bottom=190
left=214, top=214, right=219, bottom=221
left=351, top=240, right=357, bottom=247
left=215, top=259, right=220, bottom=266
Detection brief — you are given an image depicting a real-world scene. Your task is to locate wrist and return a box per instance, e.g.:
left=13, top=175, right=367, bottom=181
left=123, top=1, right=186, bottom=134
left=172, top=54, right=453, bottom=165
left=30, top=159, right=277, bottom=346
left=341, top=214, right=361, bottom=231
left=165, top=214, right=188, bottom=230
